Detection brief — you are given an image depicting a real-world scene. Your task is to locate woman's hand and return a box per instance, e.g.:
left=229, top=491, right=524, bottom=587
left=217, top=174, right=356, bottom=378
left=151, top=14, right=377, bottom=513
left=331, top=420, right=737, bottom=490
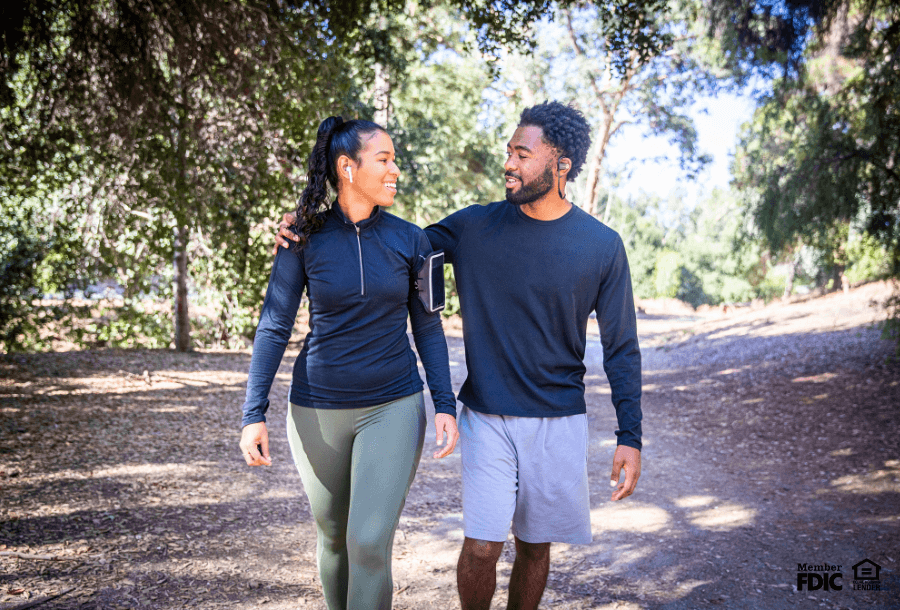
left=240, top=422, right=272, bottom=466
left=432, top=413, right=460, bottom=459
left=273, top=212, right=300, bottom=254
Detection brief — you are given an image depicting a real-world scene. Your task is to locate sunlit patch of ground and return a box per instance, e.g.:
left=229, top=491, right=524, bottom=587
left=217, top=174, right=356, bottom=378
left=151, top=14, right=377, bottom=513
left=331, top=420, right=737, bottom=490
left=829, top=459, right=900, bottom=495
left=591, top=504, right=671, bottom=533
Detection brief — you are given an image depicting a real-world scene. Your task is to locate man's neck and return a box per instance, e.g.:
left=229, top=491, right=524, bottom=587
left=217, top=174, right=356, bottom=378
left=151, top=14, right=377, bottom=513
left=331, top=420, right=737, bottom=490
left=517, top=192, right=572, bottom=221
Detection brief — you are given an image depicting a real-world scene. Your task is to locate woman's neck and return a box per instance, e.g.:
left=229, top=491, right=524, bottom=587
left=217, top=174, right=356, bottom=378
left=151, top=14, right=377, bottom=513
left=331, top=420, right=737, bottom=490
left=336, top=188, right=376, bottom=224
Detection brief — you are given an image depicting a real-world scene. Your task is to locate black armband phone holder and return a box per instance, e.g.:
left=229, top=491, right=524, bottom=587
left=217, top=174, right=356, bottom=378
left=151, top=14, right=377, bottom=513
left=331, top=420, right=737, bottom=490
left=416, top=251, right=445, bottom=313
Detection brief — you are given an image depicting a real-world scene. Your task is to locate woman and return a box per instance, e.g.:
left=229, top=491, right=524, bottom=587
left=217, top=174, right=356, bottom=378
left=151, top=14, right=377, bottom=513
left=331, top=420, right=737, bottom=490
left=240, top=116, right=459, bottom=610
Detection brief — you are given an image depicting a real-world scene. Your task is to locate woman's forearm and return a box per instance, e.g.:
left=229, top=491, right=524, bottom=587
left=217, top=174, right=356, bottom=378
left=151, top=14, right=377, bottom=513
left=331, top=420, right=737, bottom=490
left=409, top=304, right=456, bottom=417
left=242, top=247, right=306, bottom=427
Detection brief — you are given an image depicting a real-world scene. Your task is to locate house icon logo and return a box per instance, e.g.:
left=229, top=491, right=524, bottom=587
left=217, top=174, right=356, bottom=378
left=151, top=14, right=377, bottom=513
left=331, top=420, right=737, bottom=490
left=853, top=559, right=880, bottom=580
left=851, top=559, right=883, bottom=591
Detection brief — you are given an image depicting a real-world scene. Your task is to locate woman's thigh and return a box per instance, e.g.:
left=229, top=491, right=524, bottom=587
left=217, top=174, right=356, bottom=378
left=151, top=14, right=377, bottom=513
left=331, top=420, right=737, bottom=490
left=348, top=393, right=426, bottom=541
left=287, top=404, right=357, bottom=529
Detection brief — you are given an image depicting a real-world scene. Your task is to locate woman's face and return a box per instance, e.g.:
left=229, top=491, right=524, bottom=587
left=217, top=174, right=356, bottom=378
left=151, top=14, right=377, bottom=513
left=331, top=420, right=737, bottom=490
left=344, top=131, right=400, bottom=208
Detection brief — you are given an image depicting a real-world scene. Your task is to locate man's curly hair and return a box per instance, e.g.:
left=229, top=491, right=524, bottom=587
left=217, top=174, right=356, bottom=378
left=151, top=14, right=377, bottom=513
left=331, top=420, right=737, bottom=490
left=518, top=101, right=591, bottom=179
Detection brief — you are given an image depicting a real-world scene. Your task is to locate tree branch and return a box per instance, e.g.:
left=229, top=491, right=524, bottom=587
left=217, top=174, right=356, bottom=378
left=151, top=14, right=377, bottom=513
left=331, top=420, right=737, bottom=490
left=609, top=119, right=633, bottom=138
left=564, top=8, right=607, bottom=110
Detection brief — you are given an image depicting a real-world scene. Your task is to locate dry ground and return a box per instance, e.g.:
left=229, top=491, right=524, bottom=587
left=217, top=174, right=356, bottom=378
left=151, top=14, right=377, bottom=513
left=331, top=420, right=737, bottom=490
left=1, top=281, right=898, bottom=610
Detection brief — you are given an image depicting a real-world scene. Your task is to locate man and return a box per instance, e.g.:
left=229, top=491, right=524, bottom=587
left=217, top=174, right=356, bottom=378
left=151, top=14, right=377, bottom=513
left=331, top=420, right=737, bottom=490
left=275, top=101, right=642, bottom=610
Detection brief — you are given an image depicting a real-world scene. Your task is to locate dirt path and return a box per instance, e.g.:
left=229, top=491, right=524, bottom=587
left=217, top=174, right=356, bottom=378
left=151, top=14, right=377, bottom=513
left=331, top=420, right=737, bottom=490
left=1, top=282, right=898, bottom=610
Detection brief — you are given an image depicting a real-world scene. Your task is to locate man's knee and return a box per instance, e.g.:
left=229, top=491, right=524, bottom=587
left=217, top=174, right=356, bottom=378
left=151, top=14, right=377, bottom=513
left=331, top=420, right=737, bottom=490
left=513, top=537, right=551, bottom=562
left=460, top=537, right=504, bottom=566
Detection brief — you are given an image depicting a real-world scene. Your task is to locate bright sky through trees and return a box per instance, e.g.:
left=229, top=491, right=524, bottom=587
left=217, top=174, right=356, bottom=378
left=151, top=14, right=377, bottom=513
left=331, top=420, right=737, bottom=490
left=605, top=89, right=756, bottom=200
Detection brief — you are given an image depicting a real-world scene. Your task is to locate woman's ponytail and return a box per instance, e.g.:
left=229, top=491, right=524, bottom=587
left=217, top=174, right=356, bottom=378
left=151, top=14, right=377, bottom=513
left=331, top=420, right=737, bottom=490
left=290, top=116, right=343, bottom=250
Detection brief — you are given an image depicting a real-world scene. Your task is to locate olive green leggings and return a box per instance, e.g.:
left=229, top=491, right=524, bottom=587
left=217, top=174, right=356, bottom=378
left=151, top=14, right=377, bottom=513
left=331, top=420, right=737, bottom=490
left=286, top=393, right=426, bottom=610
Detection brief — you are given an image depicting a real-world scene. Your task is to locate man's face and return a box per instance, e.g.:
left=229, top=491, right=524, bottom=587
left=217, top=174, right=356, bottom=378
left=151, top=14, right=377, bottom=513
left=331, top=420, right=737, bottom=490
left=504, top=125, right=556, bottom=206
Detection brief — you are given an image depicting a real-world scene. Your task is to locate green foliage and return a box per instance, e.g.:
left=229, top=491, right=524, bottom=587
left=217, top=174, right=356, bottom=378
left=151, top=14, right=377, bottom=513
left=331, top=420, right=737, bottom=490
left=881, top=287, right=900, bottom=356
left=755, top=266, right=788, bottom=302
left=12, top=0, right=895, bottom=350
left=188, top=218, right=282, bottom=347
left=730, top=1, right=899, bottom=277
left=612, top=193, right=666, bottom=299
left=88, top=301, right=174, bottom=349
left=702, top=0, right=841, bottom=82
left=364, top=8, right=506, bottom=318
left=712, top=0, right=900, bottom=348
left=0, top=205, right=45, bottom=350
left=676, top=267, right=708, bottom=308
left=442, top=265, right=461, bottom=318
left=498, top=1, right=722, bottom=215
left=679, top=190, right=767, bottom=304
left=2, top=0, right=573, bottom=351
left=614, top=188, right=776, bottom=307
left=717, top=276, right=756, bottom=304
left=0, top=196, right=99, bottom=352
left=846, top=232, right=891, bottom=285
left=2, top=0, right=367, bottom=351
left=389, top=35, right=505, bottom=224
left=654, top=251, right=683, bottom=299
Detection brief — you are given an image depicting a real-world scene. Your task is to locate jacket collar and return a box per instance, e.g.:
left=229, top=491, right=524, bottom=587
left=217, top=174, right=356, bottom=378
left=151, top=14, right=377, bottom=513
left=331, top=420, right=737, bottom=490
left=330, top=201, right=382, bottom=231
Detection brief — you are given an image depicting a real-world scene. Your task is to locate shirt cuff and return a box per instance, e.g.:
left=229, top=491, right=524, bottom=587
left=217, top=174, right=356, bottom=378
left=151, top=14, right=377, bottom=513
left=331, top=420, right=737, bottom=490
left=434, top=404, right=457, bottom=418
left=616, top=437, right=642, bottom=451
left=241, top=410, right=268, bottom=429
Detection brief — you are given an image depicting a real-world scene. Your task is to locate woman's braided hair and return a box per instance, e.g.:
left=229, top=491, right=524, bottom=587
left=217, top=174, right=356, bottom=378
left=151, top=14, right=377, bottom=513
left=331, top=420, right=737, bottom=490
left=290, top=116, right=386, bottom=251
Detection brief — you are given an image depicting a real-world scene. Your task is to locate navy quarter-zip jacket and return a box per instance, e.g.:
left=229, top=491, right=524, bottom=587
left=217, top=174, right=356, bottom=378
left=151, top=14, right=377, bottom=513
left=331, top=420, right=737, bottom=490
left=242, top=205, right=456, bottom=428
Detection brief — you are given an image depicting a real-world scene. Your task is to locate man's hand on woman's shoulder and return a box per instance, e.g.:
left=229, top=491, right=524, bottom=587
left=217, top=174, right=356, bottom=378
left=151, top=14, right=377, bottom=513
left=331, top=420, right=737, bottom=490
left=274, top=212, right=300, bottom=254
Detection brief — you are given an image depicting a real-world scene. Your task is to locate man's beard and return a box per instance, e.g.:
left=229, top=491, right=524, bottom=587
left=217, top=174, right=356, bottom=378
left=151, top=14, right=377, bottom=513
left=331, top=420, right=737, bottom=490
left=506, top=164, right=554, bottom=206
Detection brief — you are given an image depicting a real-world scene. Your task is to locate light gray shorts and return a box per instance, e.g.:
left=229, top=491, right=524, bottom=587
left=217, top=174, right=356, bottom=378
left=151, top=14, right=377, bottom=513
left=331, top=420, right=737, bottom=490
left=459, top=405, right=592, bottom=544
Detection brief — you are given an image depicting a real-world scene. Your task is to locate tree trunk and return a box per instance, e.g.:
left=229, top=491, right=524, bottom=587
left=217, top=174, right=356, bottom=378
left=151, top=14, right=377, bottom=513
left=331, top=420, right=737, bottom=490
left=173, top=224, right=191, bottom=352
left=563, top=13, right=636, bottom=216
left=373, top=62, right=390, bottom=127
left=783, top=259, right=796, bottom=300
left=583, top=139, right=605, bottom=215
left=583, top=83, right=629, bottom=215
left=603, top=188, right=615, bottom=226
left=172, top=78, right=193, bottom=353
left=830, top=264, right=842, bottom=292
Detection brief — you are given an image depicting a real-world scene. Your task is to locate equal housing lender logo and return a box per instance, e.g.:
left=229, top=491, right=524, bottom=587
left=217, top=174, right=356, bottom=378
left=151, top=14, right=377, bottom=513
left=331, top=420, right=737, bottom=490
left=851, top=559, right=883, bottom=591
left=796, top=558, right=887, bottom=592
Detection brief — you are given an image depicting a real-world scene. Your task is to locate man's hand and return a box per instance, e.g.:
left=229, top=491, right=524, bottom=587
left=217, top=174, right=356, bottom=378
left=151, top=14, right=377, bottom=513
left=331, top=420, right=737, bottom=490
left=240, top=422, right=272, bottom=466
left=273, top=212, right=300, bottom=254
left=610, top=445, right=641, bottom=501
left=432, top=413, right=460, bottom=459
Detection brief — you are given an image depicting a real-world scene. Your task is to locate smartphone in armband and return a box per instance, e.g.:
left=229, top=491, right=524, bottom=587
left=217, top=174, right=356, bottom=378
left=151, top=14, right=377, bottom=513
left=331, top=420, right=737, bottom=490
left=416, top=251, right=445, bottom=313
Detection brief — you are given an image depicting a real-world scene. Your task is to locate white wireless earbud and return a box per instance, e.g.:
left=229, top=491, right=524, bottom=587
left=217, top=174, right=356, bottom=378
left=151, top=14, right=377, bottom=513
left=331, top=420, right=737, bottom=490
left=346, top=167, right=353, bottom=183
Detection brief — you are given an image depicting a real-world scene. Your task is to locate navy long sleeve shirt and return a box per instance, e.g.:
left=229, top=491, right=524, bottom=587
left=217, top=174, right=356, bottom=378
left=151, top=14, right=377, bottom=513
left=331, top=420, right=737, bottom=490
left=425, top=201, right=642, bottom=450
left=242, top=205, right=456, bottom=428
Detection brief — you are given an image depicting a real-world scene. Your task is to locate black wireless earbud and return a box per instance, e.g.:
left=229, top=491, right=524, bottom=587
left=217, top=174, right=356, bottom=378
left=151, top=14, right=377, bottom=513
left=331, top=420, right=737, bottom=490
left=556, top=158, right=569, bottom=199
